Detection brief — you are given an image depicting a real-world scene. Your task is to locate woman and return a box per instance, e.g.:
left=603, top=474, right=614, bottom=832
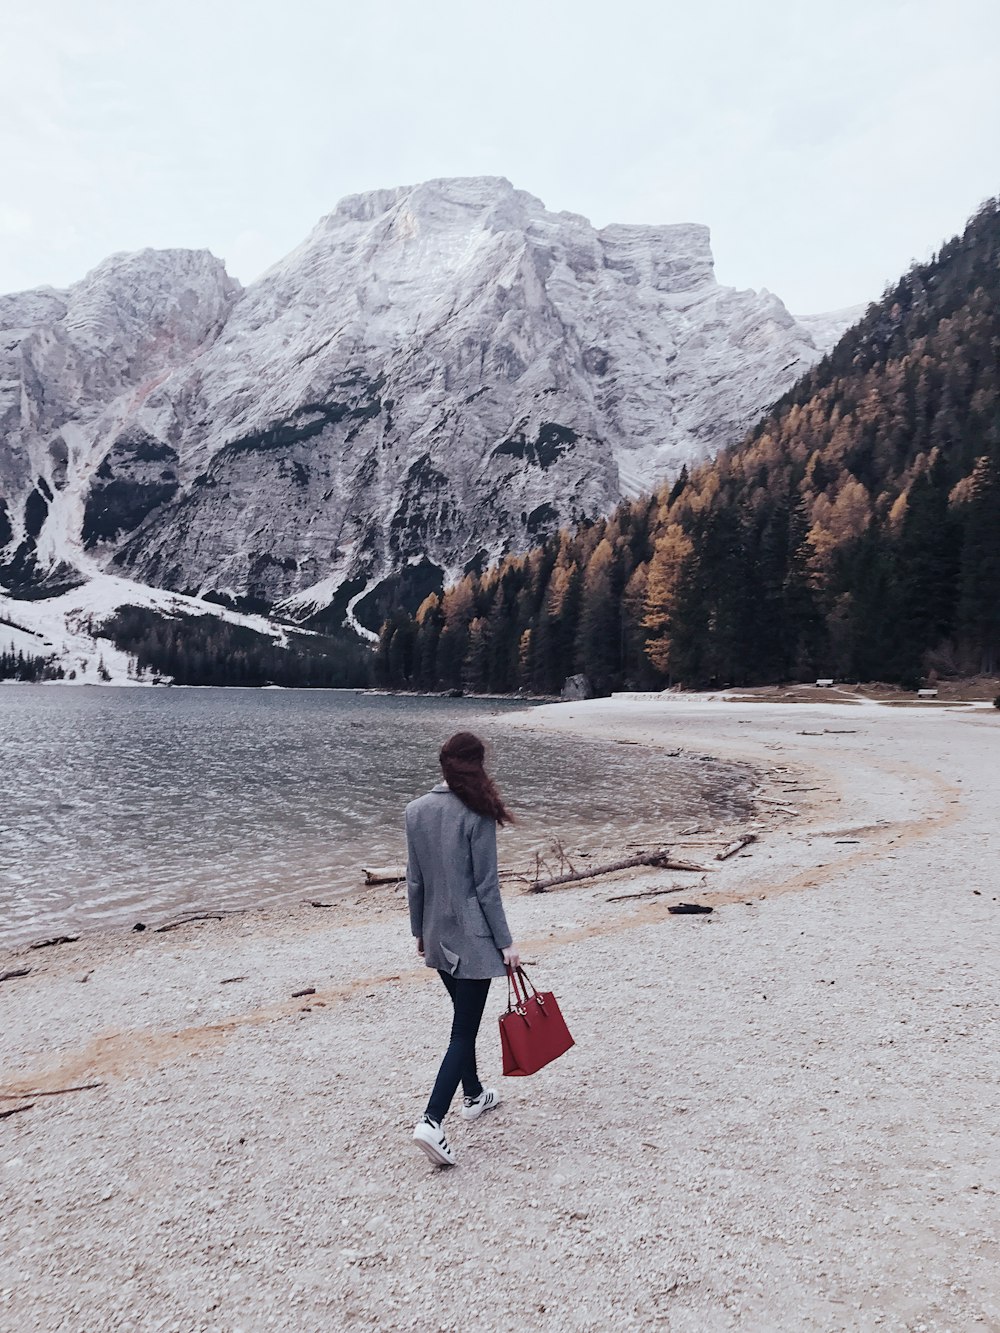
left=405, top=730, right=520, bottom=1166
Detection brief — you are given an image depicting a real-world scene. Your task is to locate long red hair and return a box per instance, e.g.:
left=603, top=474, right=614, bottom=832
left=439, top=732, right=513, bottom=826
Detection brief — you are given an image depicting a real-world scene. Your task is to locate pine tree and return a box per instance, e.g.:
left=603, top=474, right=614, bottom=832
left=573, top=538, right=620, bottom=692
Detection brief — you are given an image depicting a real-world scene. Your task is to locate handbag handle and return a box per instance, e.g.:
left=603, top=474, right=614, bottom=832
left=505, top=963, right=538, bottom=1011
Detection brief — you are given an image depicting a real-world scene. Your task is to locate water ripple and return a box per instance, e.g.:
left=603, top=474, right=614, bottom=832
left=0, top=688, right=754, bottom=947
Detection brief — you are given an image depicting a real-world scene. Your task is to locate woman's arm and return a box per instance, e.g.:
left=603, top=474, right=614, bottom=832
left=404, top=808, right=425, bottom=943
left=469, top=814, right=513, bottom=950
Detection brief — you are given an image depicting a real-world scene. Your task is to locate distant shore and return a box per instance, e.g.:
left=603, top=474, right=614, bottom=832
left=2, top=694, right=999, bottom=1330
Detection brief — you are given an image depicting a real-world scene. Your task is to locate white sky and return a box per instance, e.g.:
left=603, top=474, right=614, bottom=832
left=2, top=0, right=998, bottom=313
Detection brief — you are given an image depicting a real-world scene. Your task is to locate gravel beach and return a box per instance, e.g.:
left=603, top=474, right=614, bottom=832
left=2, top=695, right=998, bottom=1332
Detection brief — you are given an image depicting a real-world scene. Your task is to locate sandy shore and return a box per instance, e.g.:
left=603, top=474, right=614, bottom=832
left=2, top=695, right=998, bottom=1332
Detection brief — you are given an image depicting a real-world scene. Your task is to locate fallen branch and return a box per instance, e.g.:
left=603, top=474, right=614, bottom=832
left=154, top=913, right=226, bottom=933
left=291, top=987, right=316, bottom=999
left=0, top=1104, right=34, bottom=1120
left=755, top=798, right=801, bottom=815
left=28, top=935, right=79, bottom=950
left=716, top=833, right=758, bottom=861
left=0, top=1082, right=103, bottom=1102
left=362, top=867, right=405, bottom=885
left=529, top=851, right=714, bottom=893
left=606, top=883, right=692, bottom=903
left=0, top=968, right=31, bottom=983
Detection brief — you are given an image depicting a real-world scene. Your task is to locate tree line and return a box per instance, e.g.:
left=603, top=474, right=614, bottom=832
left=376, top=196, right=1000, bottom=692
left=0, top=649, right=66, bottom=682
left=102, top=606, right=373, bottom=688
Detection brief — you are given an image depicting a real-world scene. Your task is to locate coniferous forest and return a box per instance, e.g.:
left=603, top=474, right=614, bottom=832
left=0, top=648, right=66, bottom=682
left=102, top=607, right=373, bottom=688
left=375, top=198, right=1000, bottom=693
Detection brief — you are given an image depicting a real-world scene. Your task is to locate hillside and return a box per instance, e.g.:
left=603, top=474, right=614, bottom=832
left=378, top=197, right=1000, bottom=692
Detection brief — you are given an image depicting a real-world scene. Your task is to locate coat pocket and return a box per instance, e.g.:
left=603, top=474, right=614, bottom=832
left=464, top=898, right=494, bottom=937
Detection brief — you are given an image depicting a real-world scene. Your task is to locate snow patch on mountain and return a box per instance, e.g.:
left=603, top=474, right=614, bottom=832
left=0, top=572, right=294, bottom=684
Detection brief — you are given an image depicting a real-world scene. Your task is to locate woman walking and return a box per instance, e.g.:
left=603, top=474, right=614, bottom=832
left=406, top=731, right=519, bottom=1166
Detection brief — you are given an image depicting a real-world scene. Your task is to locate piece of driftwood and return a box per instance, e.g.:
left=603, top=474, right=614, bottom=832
left=291, top=987, right=316, bottom=998
left=154, top=913, right=225, bottom=933
left=716, top=833, right=758, bottom=861
left=530, top=851, right=714, bottom=893
left=606, top=883, right=691, bottom=903
left=0, top=1103, right=34, bottom=1120
left=362, top=867, right=406, bottom=885
left=309, top=900, right=335, bottom=908
left=0, top=968, right=31, bottom=983
left=756, top=798, right=801, bottom=815
left=220, top=976, right=247, bottom=985
left=0, top=1082, right=103, bottom=1102
left=668, top=902, right=714, bottom=915
left=28, top=935, right=79, bottom=950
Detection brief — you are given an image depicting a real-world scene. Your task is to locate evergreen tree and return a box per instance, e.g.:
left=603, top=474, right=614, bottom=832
left=574, top=538, right=620, bottom=692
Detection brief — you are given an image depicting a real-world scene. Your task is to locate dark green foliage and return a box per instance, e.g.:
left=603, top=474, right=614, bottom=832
left=102, top=606, right=372, bottom=688
left=0, top=649, right=65, bottom=682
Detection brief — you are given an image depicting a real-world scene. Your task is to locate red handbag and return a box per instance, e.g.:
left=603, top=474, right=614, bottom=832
left=499, top=965, right=575, bottom=1076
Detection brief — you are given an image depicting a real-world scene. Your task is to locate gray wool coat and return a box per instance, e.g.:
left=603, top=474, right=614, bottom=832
left=405, top=783, right=512, bottom=979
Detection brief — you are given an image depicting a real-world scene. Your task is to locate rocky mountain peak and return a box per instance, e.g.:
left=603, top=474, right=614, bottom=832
left=0, top=178, right=861, bottom=636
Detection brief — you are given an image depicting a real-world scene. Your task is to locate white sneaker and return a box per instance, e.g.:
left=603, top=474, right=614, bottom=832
left=413, top=1116, right=456, bottom=1166
left=461, top=1088, right=501, bottom=1122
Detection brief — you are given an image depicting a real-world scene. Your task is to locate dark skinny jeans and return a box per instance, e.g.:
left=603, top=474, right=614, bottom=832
left=425, top=971, right=492, bottom=1124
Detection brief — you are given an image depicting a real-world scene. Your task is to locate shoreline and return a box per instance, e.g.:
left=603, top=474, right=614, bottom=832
left=3, top=696, right=999, bottom=1330
left=0, top=704, right=756, bottom=956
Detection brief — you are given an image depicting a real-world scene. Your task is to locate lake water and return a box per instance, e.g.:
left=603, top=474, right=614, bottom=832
left=0, top=687, right=754, bottom=949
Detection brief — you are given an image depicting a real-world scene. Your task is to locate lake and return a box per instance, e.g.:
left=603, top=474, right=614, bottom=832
left=0, top=687, right=754, bottom=948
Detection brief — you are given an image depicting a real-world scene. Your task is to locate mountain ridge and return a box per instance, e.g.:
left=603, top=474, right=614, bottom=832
left=0, top=176, right=862, bottom=678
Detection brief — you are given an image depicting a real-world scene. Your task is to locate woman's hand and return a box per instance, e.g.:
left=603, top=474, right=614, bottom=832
left=502, top=944, right=521, bottom=969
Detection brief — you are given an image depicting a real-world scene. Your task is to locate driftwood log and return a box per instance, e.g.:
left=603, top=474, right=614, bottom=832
left=362, top=867, right=406, bottom=885
left=529, top=851, right=714, bottom=894
left=716, top=833, right=758, bottom=861
left=0, top=968, right=31, bottom=983
left=28, top=935, right=79, bottom=950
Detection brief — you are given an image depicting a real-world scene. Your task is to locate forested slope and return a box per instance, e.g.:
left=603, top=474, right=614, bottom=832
left=376, top=197, right=1000, bottom=691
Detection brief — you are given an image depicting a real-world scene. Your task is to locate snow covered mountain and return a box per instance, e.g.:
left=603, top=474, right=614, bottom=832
left=0, top=176, right=860, bottom=642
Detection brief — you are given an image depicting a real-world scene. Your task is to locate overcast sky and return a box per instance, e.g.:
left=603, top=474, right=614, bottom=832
left=2, top=0, right=998, bottom=313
